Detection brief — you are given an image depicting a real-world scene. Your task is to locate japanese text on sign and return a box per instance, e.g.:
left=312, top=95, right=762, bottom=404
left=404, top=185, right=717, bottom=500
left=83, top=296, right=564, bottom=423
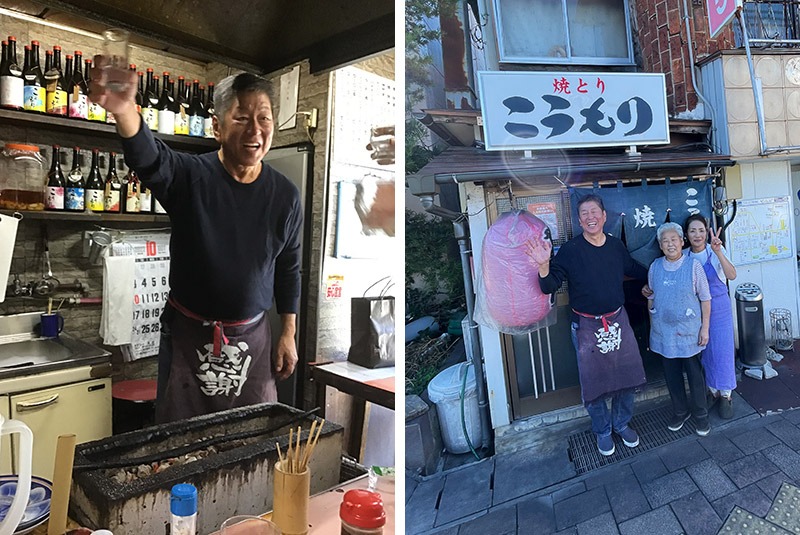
left=477, top=71, right=670, bottom=151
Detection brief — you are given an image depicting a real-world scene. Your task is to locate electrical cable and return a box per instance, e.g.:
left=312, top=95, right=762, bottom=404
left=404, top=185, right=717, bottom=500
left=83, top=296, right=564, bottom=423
left=460, top=362, right=480, bottom=461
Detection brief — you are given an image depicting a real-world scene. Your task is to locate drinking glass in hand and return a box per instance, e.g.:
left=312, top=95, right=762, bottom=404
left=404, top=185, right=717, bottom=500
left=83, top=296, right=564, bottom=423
left=100, top=28, right=131, bottom=93
left=220, top=515, right=280, bottom=535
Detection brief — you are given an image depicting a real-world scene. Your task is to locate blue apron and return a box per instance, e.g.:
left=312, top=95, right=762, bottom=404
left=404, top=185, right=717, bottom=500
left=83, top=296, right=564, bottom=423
left=699, top=247, right=737, bottom=391
left=649, top=255, right=704, bottom=359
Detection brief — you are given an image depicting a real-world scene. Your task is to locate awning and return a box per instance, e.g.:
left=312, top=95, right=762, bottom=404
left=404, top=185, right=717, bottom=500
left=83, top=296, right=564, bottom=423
left=413, top=145, right=736, bottom=187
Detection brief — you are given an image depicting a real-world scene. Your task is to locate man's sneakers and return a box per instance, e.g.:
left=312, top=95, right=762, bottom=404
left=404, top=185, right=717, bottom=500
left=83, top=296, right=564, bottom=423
left=668, top=412, right=692, bottom=432
left=597, top=434, right=615, bottom=456
left=616, top=427, right=640, bottom=448
left=597, top=427, right=640, bottom=456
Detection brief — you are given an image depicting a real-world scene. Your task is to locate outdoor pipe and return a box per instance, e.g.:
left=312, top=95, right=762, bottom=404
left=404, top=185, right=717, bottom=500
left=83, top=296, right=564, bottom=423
left=432, top=158, right=736, bottom=185
left=453, top=219, right=493, bottom=450
left=420, top=194, right=493, bottom=451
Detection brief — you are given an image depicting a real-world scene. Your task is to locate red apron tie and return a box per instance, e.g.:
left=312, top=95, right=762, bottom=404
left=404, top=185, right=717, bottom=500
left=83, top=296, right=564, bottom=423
left=572, top=307, right=622, bottom=332
left=168, top=297, right=262, bottom=357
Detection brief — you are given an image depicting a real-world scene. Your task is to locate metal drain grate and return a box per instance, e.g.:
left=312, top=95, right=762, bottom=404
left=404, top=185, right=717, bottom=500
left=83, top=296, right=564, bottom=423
left=567, top=405, right=696, bottom=474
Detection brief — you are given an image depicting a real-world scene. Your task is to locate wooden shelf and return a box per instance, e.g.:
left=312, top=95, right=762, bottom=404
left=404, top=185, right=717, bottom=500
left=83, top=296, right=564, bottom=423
left=1, top=209, right=170, bottom=223
left=0, top=108, right=218, bottom=153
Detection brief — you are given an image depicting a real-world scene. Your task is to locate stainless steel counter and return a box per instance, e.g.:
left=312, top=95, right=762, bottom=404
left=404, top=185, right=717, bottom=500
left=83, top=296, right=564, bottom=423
left=0, top=312, right=111, bottom=384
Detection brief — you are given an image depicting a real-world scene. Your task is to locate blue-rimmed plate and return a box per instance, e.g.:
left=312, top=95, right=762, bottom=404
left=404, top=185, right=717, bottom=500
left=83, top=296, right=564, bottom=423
left=0, top=474, right=52, bottom=533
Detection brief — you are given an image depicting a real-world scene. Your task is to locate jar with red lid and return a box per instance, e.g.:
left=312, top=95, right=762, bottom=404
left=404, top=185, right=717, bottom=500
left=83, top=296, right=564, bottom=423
left=340, top=489, right=386, bottom=535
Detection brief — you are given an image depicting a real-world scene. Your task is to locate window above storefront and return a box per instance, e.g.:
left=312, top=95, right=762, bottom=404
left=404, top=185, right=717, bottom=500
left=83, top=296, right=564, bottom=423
left=493, top=0, right=635, bottom=66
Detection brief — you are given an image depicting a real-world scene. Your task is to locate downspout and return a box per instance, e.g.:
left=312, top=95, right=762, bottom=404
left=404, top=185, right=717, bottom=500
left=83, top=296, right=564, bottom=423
left=419, top=195, right=493, bottom=451
left=681, top=0, right=718, bottom=148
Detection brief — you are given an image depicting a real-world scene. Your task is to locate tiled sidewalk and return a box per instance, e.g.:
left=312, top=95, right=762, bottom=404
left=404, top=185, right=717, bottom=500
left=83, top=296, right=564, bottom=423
left=407, top=405, right=800, bottom=534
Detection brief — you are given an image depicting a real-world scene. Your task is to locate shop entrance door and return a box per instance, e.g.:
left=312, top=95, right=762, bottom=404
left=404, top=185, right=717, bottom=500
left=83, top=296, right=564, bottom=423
left=489, top=188, right=662, bottom=420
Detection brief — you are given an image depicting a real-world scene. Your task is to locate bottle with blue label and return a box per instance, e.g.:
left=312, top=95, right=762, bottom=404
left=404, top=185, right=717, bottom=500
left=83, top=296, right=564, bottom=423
left=170, top=483, right=197, bottom=535
left=23, top=41, right=45, bottom=113
left=65, top=147, right=85, bottom=212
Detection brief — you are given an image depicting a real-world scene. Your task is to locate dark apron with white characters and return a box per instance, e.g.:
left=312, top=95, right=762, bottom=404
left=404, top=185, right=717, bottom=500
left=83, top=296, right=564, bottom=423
left=574, top=307, right=646, bottom=404
left=155, top=300, right=276, bottom=423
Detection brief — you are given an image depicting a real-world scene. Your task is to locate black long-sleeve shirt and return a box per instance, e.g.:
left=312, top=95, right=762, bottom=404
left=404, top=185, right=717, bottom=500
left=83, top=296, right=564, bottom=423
left=121, top=121, right=303, bottom=320
left=539, top=233, right=647, bottom=316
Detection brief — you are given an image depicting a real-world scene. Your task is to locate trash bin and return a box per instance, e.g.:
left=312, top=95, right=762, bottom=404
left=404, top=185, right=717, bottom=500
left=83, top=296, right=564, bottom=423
left=770, top=308, right=794, bottom=351
left=735, top=283, right=766, bottom=367
left=427, top=362, right=483, bottom=454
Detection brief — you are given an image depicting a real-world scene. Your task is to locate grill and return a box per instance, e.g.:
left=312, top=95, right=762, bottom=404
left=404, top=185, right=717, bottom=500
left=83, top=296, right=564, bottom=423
left=69, top=403, right=343, bottom=534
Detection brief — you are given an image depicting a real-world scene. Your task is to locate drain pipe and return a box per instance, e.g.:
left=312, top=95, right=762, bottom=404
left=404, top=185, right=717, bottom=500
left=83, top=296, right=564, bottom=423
left=419, top=195, right=493, bottom=451
left=681, top=0, right=718, bottom=148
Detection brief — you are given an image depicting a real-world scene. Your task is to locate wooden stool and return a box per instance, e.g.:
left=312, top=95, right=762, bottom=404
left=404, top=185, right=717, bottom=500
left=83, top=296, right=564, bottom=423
left=112, top=379, right=157, bottom=434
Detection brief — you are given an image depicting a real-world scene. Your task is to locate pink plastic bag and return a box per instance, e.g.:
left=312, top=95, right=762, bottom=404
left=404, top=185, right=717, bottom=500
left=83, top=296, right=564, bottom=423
left=474, top=210, right=553, bottom=334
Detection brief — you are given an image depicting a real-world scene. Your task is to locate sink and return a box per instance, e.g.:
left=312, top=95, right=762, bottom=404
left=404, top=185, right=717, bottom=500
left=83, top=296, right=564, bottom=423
left=0, top=332, right=111, bottom=379
left=0, top=338, right=73, bottom=368
left=0, top=313, right=111, bottom=378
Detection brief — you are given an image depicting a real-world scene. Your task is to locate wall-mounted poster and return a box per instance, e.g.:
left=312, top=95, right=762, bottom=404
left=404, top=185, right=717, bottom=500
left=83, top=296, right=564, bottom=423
left=728, top=196, right=793, bottom=265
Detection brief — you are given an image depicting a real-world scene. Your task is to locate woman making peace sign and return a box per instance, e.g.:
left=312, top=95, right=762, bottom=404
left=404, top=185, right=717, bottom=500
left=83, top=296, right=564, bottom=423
left=684, top=214, right=738, bottom=419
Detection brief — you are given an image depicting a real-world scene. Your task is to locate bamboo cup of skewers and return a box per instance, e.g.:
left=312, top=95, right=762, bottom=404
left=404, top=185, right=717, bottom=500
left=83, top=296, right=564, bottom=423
left=272, top=419, right=324, bottom=535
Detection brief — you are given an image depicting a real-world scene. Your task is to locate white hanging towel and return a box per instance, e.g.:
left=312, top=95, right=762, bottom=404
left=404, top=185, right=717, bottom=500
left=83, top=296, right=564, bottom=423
left=101, top=253, right=136, bottom=345
left=0, top=213, right=20, bottom=303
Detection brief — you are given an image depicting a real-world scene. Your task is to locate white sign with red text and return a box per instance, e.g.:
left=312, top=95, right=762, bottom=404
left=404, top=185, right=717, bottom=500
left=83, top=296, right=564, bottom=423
left=477, top=71, right=670, bottom=151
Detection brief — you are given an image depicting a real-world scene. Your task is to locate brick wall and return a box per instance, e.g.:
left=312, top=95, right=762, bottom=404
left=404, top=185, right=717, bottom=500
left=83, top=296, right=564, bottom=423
left=633, top=0, right=736, bottom=115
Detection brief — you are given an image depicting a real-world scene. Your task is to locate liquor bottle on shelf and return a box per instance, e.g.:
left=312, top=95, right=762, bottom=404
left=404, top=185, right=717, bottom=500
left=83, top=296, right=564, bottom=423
left=134, top=68, right=143, bottom=114
left=68, top=50, right=88, bottom=120
left=141, top=68, right=158, bottom=131
left=139, top=186, right=152, bottom=214
left=85, top=58, right=106, bottom=122
left=85, top=148, right=104, bottom=212
left=23, top=41, right=45, bottom=113
left=188, top=79, right=205, bottom=137
left=0, top=36, right=23, bottom=109
left=65, top=147, right=85, bottom=212
left=203, top=82, right=214, bottom=138
left=157, top=72, right=175, bottom=135
left=174, top=76, right=189, bottom=135
left=45, top=145, right=65, bottom=211
left=104, top=152, right=121, bottom=213
left=46, top=45, right=67, bottom=116
left=123, top=168, right=140, bottom=213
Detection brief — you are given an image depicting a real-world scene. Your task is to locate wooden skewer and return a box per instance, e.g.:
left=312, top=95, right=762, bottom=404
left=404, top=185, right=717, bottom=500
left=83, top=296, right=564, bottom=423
left=288, top=428, right=294, bottom=472
left=300, top=420, right=318, bottom=470
left=295, top=426, right=302, bottom=473
left=303, top=419, right=324, bottom=472
left=276, top=442, right=284, bottom=465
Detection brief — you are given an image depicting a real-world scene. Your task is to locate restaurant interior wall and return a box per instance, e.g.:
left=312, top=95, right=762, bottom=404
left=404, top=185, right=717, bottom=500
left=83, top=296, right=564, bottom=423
left=315, top=56, right=397, bottom=464
left=0, top=11, right=394, bottom=414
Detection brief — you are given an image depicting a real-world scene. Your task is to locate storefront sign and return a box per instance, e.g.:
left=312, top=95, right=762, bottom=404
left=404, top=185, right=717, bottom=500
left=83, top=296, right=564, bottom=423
left=477, top=71, right=670, bottom=151
left=707, top=0, right=741, bottom=38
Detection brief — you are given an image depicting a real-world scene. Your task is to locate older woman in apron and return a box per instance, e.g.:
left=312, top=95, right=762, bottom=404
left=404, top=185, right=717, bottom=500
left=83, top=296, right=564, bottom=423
left=648, top=223, right=712, bottom=436
left=684, top=214, right=737, bottom=419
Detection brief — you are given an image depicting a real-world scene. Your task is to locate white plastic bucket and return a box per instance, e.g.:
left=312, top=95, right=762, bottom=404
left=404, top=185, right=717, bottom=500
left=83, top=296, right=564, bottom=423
left=427, top=362, right=482, bottom=454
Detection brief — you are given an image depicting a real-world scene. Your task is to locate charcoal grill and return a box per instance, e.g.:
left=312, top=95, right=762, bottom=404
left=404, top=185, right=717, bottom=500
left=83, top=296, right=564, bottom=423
left=70, top=403, right=343, bottom=534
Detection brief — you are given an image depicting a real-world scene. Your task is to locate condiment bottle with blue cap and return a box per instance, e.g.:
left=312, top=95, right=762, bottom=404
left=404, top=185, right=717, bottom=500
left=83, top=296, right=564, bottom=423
left=170, top=483, right=197, bottom=535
